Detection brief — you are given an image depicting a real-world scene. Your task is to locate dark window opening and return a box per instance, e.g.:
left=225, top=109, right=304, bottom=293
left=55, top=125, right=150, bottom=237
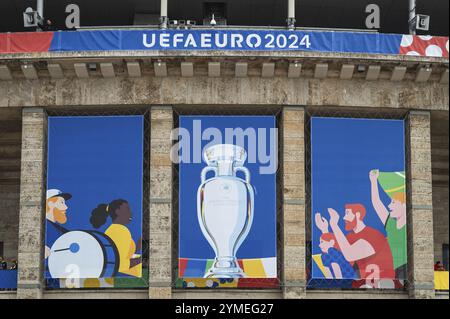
left=443, top=244, right=449, bottom=271
left=203, top=2, right=227, bottom=25
left=0, top=1, right=448, bottom=35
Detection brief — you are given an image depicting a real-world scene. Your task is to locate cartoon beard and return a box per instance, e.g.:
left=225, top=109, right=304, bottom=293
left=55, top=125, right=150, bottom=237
left=344, top=218, right=357, bottom=231
left=53, top=208, right=67, bottom=224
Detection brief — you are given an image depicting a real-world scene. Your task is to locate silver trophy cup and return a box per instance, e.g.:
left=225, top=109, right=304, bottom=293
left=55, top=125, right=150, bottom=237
left=197, top=144, right=255, bottom=278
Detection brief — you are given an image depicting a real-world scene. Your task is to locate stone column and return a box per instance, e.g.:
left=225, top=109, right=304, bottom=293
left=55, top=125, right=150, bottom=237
left=16, top=108, right=47, bottom=299
left=282, top=107, right=306, bottom=299
left=149, top=107, right=173, bottom=299
left=407, top=111, right=435, bottom=299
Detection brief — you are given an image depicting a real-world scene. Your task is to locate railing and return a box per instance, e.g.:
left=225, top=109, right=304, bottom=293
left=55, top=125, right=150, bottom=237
left=77, top=25, right=379, bottom=33
left=435, top=271, right=449, bottom=291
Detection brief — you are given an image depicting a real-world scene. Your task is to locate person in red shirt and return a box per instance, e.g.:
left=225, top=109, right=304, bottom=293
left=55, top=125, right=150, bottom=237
left=434, top=261, right=445, bottom=271
left=317, top=203, right=395, bottom=282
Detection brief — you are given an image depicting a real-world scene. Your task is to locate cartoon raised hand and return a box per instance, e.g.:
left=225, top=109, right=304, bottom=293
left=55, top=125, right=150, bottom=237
left=315, top=212, right=329, bottom=234
left=328, top=208, right=340, bottom=227
left=369, top=169, right=379, bottom=183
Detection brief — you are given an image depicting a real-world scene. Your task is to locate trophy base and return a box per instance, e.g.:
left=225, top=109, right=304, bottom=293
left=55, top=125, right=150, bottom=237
left=204, top=268, right=246, bottom=279
left=204, top=257, right=246, bottom=279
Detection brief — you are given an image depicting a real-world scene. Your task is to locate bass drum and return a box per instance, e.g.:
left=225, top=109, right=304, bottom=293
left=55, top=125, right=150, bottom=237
left=48, top=230, right=119, bottom=278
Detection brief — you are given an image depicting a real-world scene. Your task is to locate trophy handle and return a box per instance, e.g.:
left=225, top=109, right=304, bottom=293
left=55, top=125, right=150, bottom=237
left=201, top=166, right=218, bottom=183
left=234, top=166, right=250, bottom=184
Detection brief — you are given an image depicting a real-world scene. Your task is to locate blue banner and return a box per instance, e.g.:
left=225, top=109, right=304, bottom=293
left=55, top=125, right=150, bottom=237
left=4, top=29, right=447, bottom=57
left=45, top=116, right=144, bottom=280
left=178, top=116, right=277, bottom=279
left=310, top=117, right=406, bottom=289
left=48, top=29, right=404, bottom=55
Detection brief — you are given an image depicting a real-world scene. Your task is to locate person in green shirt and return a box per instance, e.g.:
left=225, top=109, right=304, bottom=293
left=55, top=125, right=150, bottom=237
left=369, top=169, right=407, bottom=280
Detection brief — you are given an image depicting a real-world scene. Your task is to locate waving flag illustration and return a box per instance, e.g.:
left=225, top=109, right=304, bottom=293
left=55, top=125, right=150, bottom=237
left=377, top=171, right=406, bottom=199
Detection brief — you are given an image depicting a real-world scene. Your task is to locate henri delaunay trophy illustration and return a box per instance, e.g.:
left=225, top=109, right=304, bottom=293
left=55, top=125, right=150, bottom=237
left=197, top=144, right=255, bottom=278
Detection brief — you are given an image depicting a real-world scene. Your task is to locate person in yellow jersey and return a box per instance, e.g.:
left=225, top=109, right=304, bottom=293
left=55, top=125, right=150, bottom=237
left=90, top=199, right=142, bottom=277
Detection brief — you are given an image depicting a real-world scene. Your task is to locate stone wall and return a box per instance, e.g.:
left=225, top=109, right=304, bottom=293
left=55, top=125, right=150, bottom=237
left=16, top=108, right=46, bottom=299
left=282, top=107, right=306, bottom=299
left=0, top=77, right=448, bottom=111
left=149, top=107, right=173, bottom=299
left=0, top=73, right=447, bottom=299
left=407, top=111, right=435, bottom=299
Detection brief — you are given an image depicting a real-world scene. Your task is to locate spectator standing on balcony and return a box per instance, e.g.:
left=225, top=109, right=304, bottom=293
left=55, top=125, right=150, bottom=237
left=0, top=257, right=7, bottom=270
left=38, top=19, right=57, bottom=31
left=9, top=260, right=17, bottom=270
left=434, top=261, right=445, bottom=271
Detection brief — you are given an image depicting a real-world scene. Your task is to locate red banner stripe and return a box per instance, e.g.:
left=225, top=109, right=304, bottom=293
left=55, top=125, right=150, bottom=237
left=0, top=32, right=53, bottom=53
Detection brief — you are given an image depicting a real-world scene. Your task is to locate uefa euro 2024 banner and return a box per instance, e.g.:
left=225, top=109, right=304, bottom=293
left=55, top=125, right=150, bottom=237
left=177, top=116, right=277, bottom=283
left=311, top=117, right=407, bottom=289
left=45, top=116, right=143, bottom=280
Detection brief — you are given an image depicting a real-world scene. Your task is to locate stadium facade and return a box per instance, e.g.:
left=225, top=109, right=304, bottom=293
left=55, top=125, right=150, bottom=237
left=0, top=0, right=448, bottom=299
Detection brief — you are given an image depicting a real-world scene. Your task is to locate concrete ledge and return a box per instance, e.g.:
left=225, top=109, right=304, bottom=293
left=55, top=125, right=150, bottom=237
left=411, top=205, right=433, bottom=210
left=306, top=289, right=409, bottom=299
left=284, top=280, right=306, bottom=287
left=173, top=289, right=283, bottom=299
left=0, top=290, right=17, bottom=299
left=283, top=199, right=305, bottom=205
left=149, top=281, right=172, bottom=287
left=412, top=283, right=435, bottom=290
left=17, top=283, right=41, bottom=289
left=0, top=291, right=17, bottom=299
left=0, top=50, right=448, bottom=65
left=410, top=111, right=432, bottom=116
left=22, top=108, right=44, bottom=113
left=283, top=106, right=306, bottom=111
left=151, top=106, right=173, bottom=111
left=20, top=201, right=43, bottom=207
left=43, top=289, right=149, bottom=299
left=150, top=198, right=172, bottom=204
left=1, top=77, right=447, bottom=111
left=435, top=291, right=449, bottom=299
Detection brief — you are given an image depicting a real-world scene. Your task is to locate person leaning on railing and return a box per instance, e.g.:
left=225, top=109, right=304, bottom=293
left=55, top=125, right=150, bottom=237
left=9, top=260, right=17, bottom=270
left=38, top=19, right=57, bottom=31
left=0, top=257, right=7, bottom=270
